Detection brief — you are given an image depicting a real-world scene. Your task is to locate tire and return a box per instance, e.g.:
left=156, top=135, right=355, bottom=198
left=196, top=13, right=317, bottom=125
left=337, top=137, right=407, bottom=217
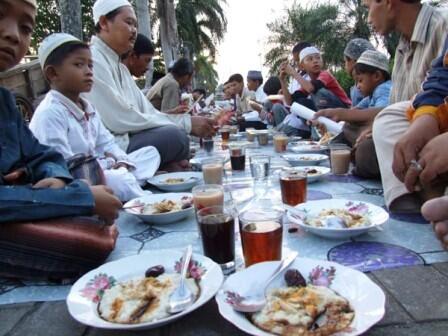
left=14, top=93, right=34, bottom=123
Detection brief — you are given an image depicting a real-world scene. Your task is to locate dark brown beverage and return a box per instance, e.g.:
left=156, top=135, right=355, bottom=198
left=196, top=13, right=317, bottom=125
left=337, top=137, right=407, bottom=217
left=230, top=155, right=245, bottom=170
left=241, top=221, right=282, bottom=267
left=203, top=138, right=214, bottom=153
left=221, top=130, right=230, bottom=141
left=199, top=214, right=235, bottom=264
left=280, top=173, right=307, bottom=206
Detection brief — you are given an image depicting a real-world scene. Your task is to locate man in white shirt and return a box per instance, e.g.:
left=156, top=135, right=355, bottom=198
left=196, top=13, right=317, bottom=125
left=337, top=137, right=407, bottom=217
left=247, top=70, right=267, bottom=103
left=86, top=0, right=216, bottom=171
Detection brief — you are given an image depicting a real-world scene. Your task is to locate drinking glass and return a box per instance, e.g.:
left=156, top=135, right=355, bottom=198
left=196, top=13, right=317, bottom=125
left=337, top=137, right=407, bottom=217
left=239, top=209, right=284, bottom=267
left=229, top=144, right=246, bottom=171
left=197, top=206, right=235, bottom=275
left=279, top=170, right=307, bottom=206
left=203, top=137, right=214, bottom=153
left=192, top=184, right=224, bottom=212
left=273, top=133, right=289, bottom=153
left=202, top=158, right=224, bottom=185
left=330, top=144, right=352, bottom=175
left=249, top=155, right=271, bottom=181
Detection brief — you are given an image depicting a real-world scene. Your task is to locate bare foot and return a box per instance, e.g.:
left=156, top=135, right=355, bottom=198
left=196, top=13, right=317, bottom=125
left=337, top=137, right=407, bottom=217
left=421, top=196, right=448, bottom=250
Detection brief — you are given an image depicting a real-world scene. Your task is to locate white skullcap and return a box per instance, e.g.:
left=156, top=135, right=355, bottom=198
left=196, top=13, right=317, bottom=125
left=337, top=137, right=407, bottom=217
left=21, top=0, right=37, bottom=8
left=299, top=46, right=321, bottom=62
left=357, top=50, right=390, bottom=74
left=93, top=0, right=132, bottom=25
left=38, top=33, right=81, bottom=69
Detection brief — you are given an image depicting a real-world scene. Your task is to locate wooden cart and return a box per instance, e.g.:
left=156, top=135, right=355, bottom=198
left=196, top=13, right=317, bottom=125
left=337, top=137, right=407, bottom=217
left=0, top=59, right=48, bottom=122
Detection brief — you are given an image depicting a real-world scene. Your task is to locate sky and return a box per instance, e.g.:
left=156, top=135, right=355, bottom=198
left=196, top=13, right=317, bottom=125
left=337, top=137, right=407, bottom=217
left=215, top=0, right=308, bottom=83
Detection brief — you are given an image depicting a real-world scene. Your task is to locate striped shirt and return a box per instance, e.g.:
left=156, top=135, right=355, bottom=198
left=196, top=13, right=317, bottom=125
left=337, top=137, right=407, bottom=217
left=390, top=4, right=448, bottom=104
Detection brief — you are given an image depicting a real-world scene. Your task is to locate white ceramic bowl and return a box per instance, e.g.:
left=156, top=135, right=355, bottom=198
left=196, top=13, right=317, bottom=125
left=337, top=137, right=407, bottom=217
left=147, top=172, right=203, bottom=192
left=282, top=153, right=329, bottom=166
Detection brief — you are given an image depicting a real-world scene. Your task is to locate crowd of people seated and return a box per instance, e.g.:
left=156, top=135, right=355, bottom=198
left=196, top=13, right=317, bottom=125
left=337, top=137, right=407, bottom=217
left=1, top=0, right=448, bottom=281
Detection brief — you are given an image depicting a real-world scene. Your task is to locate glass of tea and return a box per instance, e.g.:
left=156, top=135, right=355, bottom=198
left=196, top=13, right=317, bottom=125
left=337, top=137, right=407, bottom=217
left=202, top=158, right=224, bottom=185
left=220, top=127, right=230, bottom=142
left=273, top=133, right=289, bottom=153
left=197, top=206, right=235, bottom=275
left=239, top=209, right=284, bottom=267
left=330, top=144, right=352, bottom=175
left=229, top=144, right=246, bottom=171
left=280, top=170, right=307, bottom=206
left=192, top=184, right=224, bottom=212
left=203, top=137, right=214, bottom=153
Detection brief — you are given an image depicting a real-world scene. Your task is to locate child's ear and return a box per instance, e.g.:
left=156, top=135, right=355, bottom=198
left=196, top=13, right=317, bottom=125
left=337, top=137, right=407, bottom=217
left=44, top=65, right=58, bottom=83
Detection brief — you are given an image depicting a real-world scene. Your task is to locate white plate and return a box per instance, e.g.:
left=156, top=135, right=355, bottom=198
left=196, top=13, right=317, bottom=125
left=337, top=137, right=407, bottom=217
left=291, top=166, right=331, bottom=183
left=216, top=257, right=385, bottom=336
left=282, top=153, right=329, bottom=166
left=287, top=199, right=389, bottom=239
left=124, top=193, right=194, bottom=224
left=67, top=250, right=224, bottom=330
left=147, top=172, right=203, bottom=192
left=288, top=141, right=328, bottom=153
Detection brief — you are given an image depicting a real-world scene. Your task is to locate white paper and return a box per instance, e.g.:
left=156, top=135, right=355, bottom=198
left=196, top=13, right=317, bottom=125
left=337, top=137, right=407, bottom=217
left=290, top=102, right=343, bottom=134
left=243, top=111, right=261, bottom=121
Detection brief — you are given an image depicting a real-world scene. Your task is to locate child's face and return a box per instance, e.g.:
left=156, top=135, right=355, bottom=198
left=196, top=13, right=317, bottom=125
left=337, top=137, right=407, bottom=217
left=302, top=53, right=322, bottom=75
left=0, top=0, right=35, bottom=72
left=247, top=79, right=259, bottom=91
left=356, top=71, right=380, bottom=97
left=50, top=48, right=94, bottom=94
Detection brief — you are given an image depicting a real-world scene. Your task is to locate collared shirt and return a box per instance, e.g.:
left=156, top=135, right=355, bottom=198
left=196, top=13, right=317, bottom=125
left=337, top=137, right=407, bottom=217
left=356, top=80, right=392, bottom=109
left=350, top=86, right=365, bottom=107
left=146, top=73, right=180, bottom=112
left=255, top=85, right=267, bottom=103
left=235, top=87, right=256, bottom=114
left=30, top=90, right=130, bottom=170
left=0, top=87, right=94, bottom=223
left=84, top=36, right=191, bottom=149
left=390, top=4, right=448, bottom=103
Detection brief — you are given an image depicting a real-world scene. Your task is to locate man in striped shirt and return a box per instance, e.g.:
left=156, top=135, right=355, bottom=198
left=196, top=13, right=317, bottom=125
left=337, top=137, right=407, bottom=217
left=367, top=0, right=448, bottom=212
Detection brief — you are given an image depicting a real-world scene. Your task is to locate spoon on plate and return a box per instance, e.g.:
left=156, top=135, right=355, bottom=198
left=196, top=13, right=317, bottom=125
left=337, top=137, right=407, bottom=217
left=230, top=252, right=298, bottom=313
left=168, top=245, right=194, bottom=314
left=284, top=205, right=347, bottom=228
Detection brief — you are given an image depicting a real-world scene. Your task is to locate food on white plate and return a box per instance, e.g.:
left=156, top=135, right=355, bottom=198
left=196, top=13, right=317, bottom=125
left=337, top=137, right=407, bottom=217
left=296, top=168, right=320, bottom=175
left=136, top=196, right=193, bottom=215
left=306, top=208, right=370, bottom=228
left=164, top=178, right=185, bottom=184
left=319, top=132, right=333, bottom=145
left=98, top=269, right=200, bottom=324
left=251, top=268, right=354, bottom=336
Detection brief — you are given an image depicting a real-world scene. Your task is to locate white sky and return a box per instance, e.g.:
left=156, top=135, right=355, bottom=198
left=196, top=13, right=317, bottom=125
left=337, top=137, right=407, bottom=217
left=215, top=0, right=311, bottom=83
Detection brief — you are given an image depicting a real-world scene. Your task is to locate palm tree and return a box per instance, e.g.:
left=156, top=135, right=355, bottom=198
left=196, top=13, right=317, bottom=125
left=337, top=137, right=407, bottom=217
left=194, top=54, right=219, bottom=93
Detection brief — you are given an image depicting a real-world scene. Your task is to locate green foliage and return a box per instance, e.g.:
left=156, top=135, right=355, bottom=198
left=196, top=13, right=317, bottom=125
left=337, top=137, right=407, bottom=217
left=194, top=54, right=218, bottom=93
left=333, top=68, right=354, bottom=94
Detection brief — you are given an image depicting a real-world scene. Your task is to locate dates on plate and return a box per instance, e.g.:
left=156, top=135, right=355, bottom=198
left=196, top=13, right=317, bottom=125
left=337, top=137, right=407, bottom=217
left=145, top=265, right=165, bottom=278
left=284, top=268, right=306, bottom=287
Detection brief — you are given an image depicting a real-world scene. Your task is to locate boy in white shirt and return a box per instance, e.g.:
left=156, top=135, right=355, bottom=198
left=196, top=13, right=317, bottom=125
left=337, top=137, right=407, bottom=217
left=30, top=33, right=161, bottom=201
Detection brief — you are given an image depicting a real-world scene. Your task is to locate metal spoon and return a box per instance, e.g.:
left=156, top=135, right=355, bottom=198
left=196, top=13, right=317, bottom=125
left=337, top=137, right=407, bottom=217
left=168, top=245, right=194, bottom=314
left=230, top=252, right=298, bottom=313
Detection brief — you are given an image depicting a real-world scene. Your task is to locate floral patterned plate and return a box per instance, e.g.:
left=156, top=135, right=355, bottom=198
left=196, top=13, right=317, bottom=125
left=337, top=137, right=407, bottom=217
left=66, top=249, right=223, bottom=330
left=287, top=199, right=389, bottom=239
left=216, top=257, right=385, bottom=336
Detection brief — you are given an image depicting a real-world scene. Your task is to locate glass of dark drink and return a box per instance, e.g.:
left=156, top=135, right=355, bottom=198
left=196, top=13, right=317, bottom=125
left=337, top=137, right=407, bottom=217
left=280, top=170, right=307, bottom=206
left=197, top=206, right=235, bottom=274
left=239, top=209, right=283, bottom=267
left=220, top=128, right=230, bottom=142
left=229, top=144, right=246, bottom=171
left=203, top=137, right=214, bottom=153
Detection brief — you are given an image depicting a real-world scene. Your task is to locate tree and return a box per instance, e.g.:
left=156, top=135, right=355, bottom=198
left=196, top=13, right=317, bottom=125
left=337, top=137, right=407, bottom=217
left=194, top=54, right=219, bottom=93
left=59, top=0, right=83, bottom=39
left=157, top=0, right=180, bottom=71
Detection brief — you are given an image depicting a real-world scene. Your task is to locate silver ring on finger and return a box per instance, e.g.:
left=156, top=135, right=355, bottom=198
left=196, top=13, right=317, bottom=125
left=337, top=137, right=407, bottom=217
left=410, top=159, right=423, bottom=172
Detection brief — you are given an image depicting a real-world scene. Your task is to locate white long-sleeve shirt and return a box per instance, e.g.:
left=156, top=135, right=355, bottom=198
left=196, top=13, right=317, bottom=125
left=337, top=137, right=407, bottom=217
left=84, top=36, right=191, bottom=149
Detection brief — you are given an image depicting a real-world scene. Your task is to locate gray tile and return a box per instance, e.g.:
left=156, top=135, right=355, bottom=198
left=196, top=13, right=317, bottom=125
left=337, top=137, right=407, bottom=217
left=366, top=321, right=448, bottom=336
left=372, top=265, right=448, bottom=321
left=367, top=275, right=412, bottom=326
left=433, top=262, right=448, bottom=277
left=7, top=301, right=86, bottom=336
left=0, top=303, right=36, bottom=336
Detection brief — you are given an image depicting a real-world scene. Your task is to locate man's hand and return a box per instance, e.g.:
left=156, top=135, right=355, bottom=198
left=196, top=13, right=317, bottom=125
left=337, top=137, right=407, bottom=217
left=191, top=116, right=217, bottom=138
left=90, top=185, right=122, bottom=225
left=404, top=133, right=448, bottom=190
left=353, top=127, right=372, bottom=149
left=392, top=114, right=439, bottom=186
left=313, top=108, right=345, bottom=122
left=169, top=104, right=190, bottom=114
left=33, top=178, right=66, bottom=189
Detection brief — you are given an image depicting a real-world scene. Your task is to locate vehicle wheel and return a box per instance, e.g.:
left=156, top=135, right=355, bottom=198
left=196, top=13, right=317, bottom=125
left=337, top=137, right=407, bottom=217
left=14, top=93, right=34, bottom=123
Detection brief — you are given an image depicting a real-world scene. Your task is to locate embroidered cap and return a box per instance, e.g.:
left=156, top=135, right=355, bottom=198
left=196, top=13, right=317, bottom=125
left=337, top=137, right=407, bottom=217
left=38, top=33, right=81, bottom=69
left=93, top=0, right=132, bottom=25
left=344, top=38, right=375, bottom=61
left=357, top=50, right=390, bottom=74
left=299, top=47, right=321, bottom=62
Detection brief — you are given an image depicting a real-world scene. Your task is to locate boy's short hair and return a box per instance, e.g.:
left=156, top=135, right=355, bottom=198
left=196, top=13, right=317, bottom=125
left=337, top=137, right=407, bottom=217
left=228, top=73, right=244, bottom=84
left=170, top=58, right=194, bottom=77
left=354, top=63, right=391, bottom=81
left=44, top=41, right=89, bottom=68
left=263, top=76, right=281, bottom=95
left=94, top=8, right=122, bottom=34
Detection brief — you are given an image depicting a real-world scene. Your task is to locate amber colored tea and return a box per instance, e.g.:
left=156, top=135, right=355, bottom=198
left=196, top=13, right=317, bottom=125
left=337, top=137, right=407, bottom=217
left=280, top=173, right=307, bottom=206
left=241, top=221, right=282, bottom=267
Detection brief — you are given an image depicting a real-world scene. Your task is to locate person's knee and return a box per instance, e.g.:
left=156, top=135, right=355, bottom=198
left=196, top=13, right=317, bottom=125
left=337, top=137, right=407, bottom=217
left=167, top=126, right=190, bottom=159
left=354, top=139, right=380, bottom=178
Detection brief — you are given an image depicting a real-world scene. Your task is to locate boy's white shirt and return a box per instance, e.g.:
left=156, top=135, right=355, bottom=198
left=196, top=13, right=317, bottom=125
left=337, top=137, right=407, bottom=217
left=30, top=90, right=161, bottom=201
left=255, top=85, right=267, bottom=103
left=283, top=73, right=311, bottom=130
left=84, top=36, right=191, bottom=150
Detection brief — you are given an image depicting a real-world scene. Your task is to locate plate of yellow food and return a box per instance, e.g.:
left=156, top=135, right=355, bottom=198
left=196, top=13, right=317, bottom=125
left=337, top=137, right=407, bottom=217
left=148, top=172, right=203, bottom=192
left=287, top=199, right=389, bottom=239
left=67, top=249, right=224, bottom=330
left=124, top=193, right=194, bottom=224
left=216, top=257, right=385, bottom=336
